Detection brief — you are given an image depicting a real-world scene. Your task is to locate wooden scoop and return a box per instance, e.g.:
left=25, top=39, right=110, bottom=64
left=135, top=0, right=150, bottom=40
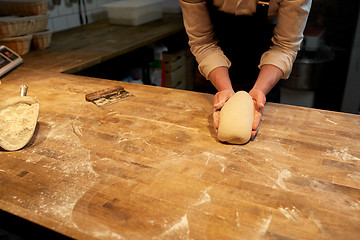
left=0, top=85, right=39, bottom=151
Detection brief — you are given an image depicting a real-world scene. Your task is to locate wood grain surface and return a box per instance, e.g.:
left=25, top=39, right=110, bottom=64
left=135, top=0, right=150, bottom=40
left=0, top=12, right=359, bottom=240
left=0, top=68, right=359, bottom=240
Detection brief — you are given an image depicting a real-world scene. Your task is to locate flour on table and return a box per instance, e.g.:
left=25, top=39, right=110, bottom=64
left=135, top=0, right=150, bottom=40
left=192, top=187, right=212, bottom=206
left=276, top=169, right=292, bottom=191
left=278, top=206, right=301, bottom=223
left=325, top=148, right=360, bottom=162
left=155, top=214, right=190, bottom=239
left=257, top=216, right=272, bottom=237
left=0, top=102, right=39, bottom=149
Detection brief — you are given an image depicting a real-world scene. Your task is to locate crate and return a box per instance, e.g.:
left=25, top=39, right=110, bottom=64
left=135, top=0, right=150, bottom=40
left=164, top=64, right=186, bottom=89
left=163, top=48, right=193, bottom=89
left=163, top=50, right=185, bottom=89
left=164, top=52, right=185, bottom=72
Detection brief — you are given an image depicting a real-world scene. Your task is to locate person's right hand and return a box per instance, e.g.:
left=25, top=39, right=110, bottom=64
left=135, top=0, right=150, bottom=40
left=213, top=89, right=235, bottom=133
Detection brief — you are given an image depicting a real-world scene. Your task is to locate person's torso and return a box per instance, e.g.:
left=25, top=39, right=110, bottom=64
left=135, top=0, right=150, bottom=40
left=212, top=0, right=279, bottom=19
left=206, top=0, right=275, bottom=87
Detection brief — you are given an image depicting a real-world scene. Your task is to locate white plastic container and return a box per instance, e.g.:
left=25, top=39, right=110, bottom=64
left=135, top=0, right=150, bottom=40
left=103, top=0, right=164, bottom=26
left=163, top=0, right=181, bottom=13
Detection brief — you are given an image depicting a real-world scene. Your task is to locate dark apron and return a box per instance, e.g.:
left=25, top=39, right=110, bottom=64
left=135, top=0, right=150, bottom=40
left=206, top=0, right=280, bottom=102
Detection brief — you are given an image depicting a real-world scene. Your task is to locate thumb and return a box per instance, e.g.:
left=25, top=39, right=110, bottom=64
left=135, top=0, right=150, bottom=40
left=257, top=100, right=265, bottom=109
left=249, top=89, right=266, bottom=109
left=214, top=98, right=226, bottom=110
left=213, top=89, right=235, bottom=110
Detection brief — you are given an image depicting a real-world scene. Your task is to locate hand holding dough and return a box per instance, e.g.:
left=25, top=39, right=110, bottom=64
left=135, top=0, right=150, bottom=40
left=217, top=91, right=254, bottom=144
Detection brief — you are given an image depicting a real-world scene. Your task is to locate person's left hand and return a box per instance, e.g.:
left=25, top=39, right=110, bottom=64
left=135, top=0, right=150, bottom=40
left=213, top=89, right=235, bottom=133
left=249, top=89, right=266, bottom=140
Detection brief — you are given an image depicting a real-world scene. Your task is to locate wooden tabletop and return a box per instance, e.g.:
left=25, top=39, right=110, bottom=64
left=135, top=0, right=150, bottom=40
left=1, top=13, right=360, bottom=240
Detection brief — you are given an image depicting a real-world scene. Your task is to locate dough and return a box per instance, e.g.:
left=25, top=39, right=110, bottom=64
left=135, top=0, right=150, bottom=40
left=217, top=91, right=254, bottom=144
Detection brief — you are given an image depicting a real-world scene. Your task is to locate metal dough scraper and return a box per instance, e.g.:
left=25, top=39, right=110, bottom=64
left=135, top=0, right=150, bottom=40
left=85, top=85, right=133, bottom=107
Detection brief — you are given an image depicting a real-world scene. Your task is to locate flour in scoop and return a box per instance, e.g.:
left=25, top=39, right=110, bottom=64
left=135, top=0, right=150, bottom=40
left=0, top=102, right=39, bottom=149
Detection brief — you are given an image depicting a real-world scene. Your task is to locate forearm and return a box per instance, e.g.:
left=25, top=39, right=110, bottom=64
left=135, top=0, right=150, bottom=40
left=252, top=64, right=283, bottom=95
left=208, top=66, right=233, bottom=92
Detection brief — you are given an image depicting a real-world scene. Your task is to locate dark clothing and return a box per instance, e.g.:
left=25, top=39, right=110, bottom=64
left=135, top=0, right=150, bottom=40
left=206, top=0, right=280, bottom=102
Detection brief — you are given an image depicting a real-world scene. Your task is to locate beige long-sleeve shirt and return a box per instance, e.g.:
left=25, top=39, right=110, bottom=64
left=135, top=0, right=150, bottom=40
left=179, top=0, right=312, bottom=79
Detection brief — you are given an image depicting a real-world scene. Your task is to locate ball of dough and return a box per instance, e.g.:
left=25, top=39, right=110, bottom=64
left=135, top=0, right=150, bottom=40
left=217, top=91, right=254, bottom=144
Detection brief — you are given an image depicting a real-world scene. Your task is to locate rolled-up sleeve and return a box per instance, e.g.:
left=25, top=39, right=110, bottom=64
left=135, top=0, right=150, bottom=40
left=179, top=0, right=231, bottom=79
left=260, top=0, right=312, bottom=79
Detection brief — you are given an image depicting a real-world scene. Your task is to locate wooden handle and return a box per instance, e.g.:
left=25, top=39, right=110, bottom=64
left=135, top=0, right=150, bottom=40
left=85, top=85, right=125, bottom=102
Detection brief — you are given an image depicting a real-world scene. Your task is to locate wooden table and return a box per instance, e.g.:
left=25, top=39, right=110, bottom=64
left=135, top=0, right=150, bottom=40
left=1, top=13, right=360, bottom=240
left=20, top=13, right=185, bottom=74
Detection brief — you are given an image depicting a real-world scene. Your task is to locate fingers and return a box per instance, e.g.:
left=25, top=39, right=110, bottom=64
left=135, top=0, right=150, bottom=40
left=213, top=111, right=220, bottom=133
left=213, top=89, right=235, bottom=111
left=213, top=90, right=235, bottom=134
left=249, top=89, right=266, bottom=141
left=251, top=108, right=263, bottom=140
left=251, top=100, right=264, bottom=141
left=251, top=129, right=258, bottom=140
left=249, top=89, right=266, bottom=109
left=257, top=101, right=265, bottom=109
left=252, top=108, right=262, bottom=131
left=213, top=98, right=226, bottom=111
